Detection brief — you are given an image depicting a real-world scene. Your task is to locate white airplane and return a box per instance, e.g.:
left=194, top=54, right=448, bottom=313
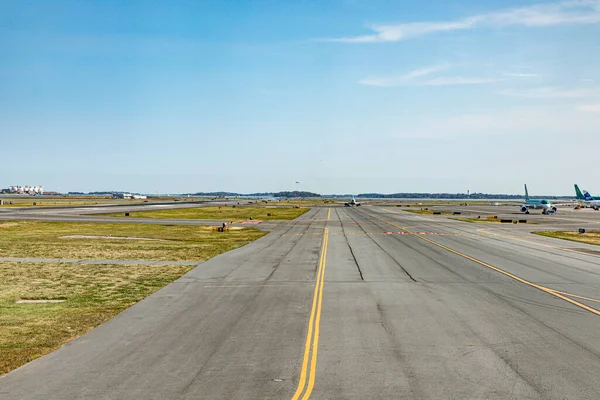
left=344, top=196, right=361, bottom=207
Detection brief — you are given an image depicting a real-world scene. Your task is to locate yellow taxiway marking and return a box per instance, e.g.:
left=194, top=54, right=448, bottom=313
left=292, top=210, right=329, bottom=400
left=553, top=291, right=600, bottom=304
left=475, top=228, right=600, bottom=259
left=361, top=209, right=600, bottom=317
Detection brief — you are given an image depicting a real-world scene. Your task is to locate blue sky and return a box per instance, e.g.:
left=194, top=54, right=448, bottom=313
left=2, top=0, right=599, bottom=195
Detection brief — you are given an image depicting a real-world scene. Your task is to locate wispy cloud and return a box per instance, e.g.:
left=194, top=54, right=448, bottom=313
left=329, top=20, right=478, bottom=43
left=360, top=66, right=495, bottom=87
left=420, top=77, right=497, bottom=86
left=360, top=65, right=446, bottom=86
left=503, top=73, right=540, bottom=77
left=499, top=86, right=600, bottom=99
left=402, top=65, right=447, bottom=80
left=510, top=64, right=535, bottom=69
left=579, top=104, right=600, bottom=112
left=326, top=0, right=600, bottom=43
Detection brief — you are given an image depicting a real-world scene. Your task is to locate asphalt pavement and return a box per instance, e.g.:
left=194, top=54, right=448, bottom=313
left=2, top=205, right=600, bottom=399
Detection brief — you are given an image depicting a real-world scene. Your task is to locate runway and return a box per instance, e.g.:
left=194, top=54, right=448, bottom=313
left=2, top=206, right=600, bottom=399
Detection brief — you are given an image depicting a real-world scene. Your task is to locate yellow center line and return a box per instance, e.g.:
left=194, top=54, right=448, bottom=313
left=360, top=209, right=600, bottom=317
left=291, top=209, right=329, bottom=400
left=302, top=230, right=328, bottom=400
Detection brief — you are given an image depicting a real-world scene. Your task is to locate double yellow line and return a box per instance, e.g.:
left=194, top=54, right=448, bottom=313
left=361, top=209, right=600, bottom=317
left=291, top=209, right=329, bottom=400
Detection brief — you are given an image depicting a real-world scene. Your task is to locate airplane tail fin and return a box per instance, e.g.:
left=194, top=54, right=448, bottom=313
left=584, top=190, right=595, bottom=201
left=575, top=184, right=585, bottom=200
left=524, top=184, right=530, bottom=201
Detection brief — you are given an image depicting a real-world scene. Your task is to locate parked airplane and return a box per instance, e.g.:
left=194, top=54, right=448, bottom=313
left=344, top=196, right=361, bottom=207
left=520, top=184, right=557, bottom=214
left=574, top=184, right=600, bottom=210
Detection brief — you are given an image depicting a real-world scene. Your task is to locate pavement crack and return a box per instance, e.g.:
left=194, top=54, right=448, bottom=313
left=335, top=208, right=364, bottom=281
left=344, top=208, right=417, bottom=283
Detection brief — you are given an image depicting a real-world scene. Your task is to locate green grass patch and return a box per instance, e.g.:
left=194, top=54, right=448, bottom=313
left=0, top=198, right=153, bottom=208
left=533, top=231, right=600, bottom=246
left=451, top=217, right=534, bottom=224
left=403, top=209, right=451, bottom=215
left=0, top=196, right=205, bottom=208
left=451, top=217, right=503, bottom=223
left=102, top=206, right=310, bottom=221
left=382, top=201, right=520, bottom=207
left=0, top=221, right=266, bottom=261
left=0, top=262, right=193, bottom=375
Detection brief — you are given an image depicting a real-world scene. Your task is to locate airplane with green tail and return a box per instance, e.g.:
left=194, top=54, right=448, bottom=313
left=520, top=184, right=557, bottom=215
left=574, top=184, right=600, bottom=210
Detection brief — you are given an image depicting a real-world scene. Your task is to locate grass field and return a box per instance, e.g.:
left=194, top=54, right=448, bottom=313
left=0, top=198, right=147, bottom=208
left=278, top=199, right=334, bottom=207
left=0, top=221, right=267, bottom=374
left=0, top=196, right=204, bottom=208
left=533, top=231, right=600, bottom=246
left=451, top=217, right=534, bottom=224
left=451, top=217, right=503, bottom=223
left=403, top=209, right=452, bottom=215
left=103, top=206, right=310, bottom=221
left=379, top=201, right=520, bottom=207
left=0, top=261, right=193, bottom=375
left=0, top=221, right=266, bottom=261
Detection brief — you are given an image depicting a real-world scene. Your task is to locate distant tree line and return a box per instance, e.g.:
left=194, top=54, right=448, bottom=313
left=353, top=193, right=572, bottom=200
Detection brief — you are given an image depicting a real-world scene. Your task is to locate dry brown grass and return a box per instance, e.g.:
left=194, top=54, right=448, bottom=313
left=0, top=198, right=152, bottom=208
left=403, top=209, right=452, bottom=215
left=533, top=231, right=600, bottom=245
left=0, top=220, right=268, bottom=375
left=0, top=262, right=193, bottom=375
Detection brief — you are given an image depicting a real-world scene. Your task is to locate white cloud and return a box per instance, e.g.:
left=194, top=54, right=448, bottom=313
left=420, top=77, right=497, bottom=86
left=499, top=86, right=600, bottom=98
left=484, top=0, right=600, bottom=27
left=581, top=78, right=596, bottom=82
left=326, top=0, right=600, bottom=43
left=503, top=73, right=540, bottom=77
left=328, top=20, right=478, bottom=43
left=360, top=65, right=495, bottom=87
left=359, top=65, right=444, bottom=86
left=402, top=65, right=447, bottom=80
left=579, top=104, right=600, bottom=112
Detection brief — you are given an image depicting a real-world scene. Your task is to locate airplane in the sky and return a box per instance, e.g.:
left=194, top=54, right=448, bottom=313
left=344, top=196, right=361, bottom=207
left=574, top=184, right=600, bottom=210
left=520, top=184, right=557, bottom=214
